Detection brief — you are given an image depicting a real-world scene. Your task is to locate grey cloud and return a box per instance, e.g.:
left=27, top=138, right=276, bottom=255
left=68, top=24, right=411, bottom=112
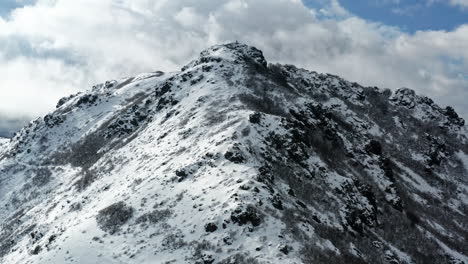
left=449, top=0, right=468, bottom=8
left=0, top=35, right=83, bottom=65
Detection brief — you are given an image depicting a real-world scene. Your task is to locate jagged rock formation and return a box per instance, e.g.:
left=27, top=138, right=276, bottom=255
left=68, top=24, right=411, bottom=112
left=0, top=43, right=467, bottom=264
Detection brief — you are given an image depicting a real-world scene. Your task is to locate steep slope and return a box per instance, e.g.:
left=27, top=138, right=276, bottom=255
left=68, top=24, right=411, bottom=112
left=0, top=43, right=467, bottom=264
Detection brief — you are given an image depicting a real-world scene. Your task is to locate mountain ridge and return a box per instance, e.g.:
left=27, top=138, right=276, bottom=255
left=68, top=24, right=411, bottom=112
left=0, top=42, right=467, bottom=264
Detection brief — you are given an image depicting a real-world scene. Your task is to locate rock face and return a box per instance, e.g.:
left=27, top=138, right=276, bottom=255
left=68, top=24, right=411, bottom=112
left=1, top=43, right=468, bottom=264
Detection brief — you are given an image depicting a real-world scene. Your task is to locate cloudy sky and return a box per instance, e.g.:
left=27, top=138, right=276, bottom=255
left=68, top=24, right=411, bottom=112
left=0, top=0, right=467, bottom=136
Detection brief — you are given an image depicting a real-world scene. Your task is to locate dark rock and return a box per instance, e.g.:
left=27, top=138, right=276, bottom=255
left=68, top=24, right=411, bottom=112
left=56, top=94, right=76, bottom=108
left=76, top=94, right=98, bottom=107
left=48, top=234, right=57, bottom=244
left=30, top=231, right=43, bottom=241
left=345, top=209, right=365, bottom=235
left=249, top=112, right=262, bottom=124
left=43, top=114, right=65, bottom=128
left=204, top=223, right=218, bottom=233
left=406, top=210, right=420, bottom=225
left=271, top=195, right=284, bottom=210
left=239, top=184, right=250, bottom=190
left=257, top=166, right=274, bottom=184
left=32, top=245, right=42, bottom=255
left=312, top=215, right=321, bottom=223
left=190, top=75, right=204, bottom=85
left=366, top=140, right=382, bottom=156
left=380, top=158, right=395, bottom=181
left=426, top=138, right=447, bottom=167
left=392, top=88, right=416, bottom=108
left=202, top=65, right=213, bottom=72
left=175, top=169, right=188, bottom=182
left=201, top=254, right=215, bottom=264
left=225, top=151, right=245, bottom=164
left=104, top=80, right=115, bottom=88
left=223, top=236, right=233, bottom=245
left=296, top=200, right=306, bottom=209
left=231, top=205, right=261, bottom=227
left=444, top=106, right=465, bottom=126
left=279, top=245, right=290, bottom=255
left=156, top=83, right=172, bottom=97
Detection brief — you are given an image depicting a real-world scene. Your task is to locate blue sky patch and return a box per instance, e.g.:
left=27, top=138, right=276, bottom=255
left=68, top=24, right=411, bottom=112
left=0, top=0, right=35, bottom=17
left=0, top=1, right=20, bottom=17
left=304, top=0, right=467, bottom=32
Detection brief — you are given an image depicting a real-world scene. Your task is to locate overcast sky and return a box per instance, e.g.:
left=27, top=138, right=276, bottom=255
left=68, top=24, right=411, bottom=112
left=0, top=0, right=467, bottom=136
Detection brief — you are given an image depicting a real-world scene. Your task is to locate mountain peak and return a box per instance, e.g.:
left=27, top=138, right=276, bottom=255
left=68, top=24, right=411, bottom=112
left=182, top=42, right=267, bottom=71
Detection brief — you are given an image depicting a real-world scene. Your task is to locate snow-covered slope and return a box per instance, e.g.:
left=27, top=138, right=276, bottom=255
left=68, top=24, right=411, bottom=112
left=1, top=43, right=467, bottom=264
left=0, top=137, right=8, bottom=148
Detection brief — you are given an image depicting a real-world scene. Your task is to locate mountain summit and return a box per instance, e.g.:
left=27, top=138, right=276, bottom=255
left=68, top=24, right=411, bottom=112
left=1, top=43, right=467, bottom=264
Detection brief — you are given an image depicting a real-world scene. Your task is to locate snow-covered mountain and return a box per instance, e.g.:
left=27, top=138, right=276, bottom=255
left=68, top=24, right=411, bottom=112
left=1, top=43, right=467, bottom=264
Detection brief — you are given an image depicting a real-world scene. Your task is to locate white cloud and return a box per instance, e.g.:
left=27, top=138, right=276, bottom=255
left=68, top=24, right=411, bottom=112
left=377, top=0, right=401, bottom=5
left=427, top=0, right=468, bottom=9
left=0, top=0, right=467, bottom=121
left=450, top=0, right=468, bottom=8
left=391, top=4, right=423, bottom=16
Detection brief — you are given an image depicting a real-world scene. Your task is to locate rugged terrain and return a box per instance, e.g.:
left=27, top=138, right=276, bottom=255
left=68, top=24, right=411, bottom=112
left=0, top=43, right=467, bottom=264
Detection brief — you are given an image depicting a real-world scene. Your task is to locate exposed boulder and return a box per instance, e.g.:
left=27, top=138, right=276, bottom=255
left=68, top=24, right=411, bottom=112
left=204, top=223, right=218, bottom=233
left=231, top=205, right=261, bottom=227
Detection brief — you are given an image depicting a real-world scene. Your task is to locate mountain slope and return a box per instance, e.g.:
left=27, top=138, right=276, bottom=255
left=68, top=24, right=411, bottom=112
left=0, top=43, right=467, bottom=264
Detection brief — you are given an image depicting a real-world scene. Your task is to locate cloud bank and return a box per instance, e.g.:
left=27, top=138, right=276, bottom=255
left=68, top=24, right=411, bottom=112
left=0, top=0, right=467, bottom=125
